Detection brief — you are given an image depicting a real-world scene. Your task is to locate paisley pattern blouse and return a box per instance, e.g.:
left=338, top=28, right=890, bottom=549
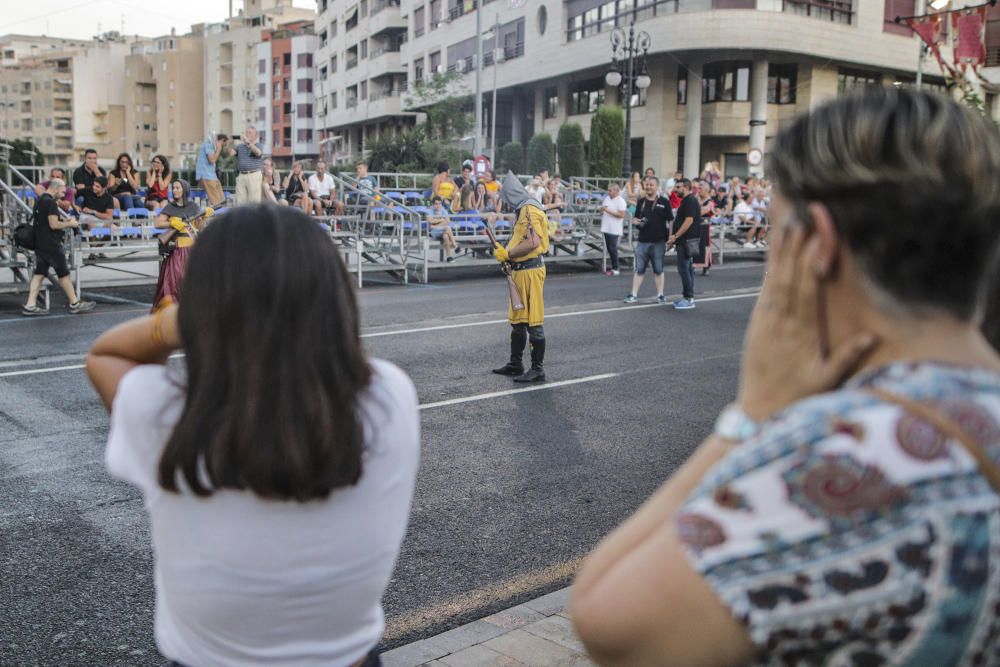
left=678, top=362, right=1000, bottom=666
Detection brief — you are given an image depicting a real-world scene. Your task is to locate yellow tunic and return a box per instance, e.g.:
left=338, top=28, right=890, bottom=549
left=506, top=204, right=550, bottom=326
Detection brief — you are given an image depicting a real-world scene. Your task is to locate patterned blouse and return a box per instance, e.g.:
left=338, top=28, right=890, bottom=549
left=678, top=362, right=1000, bottom=666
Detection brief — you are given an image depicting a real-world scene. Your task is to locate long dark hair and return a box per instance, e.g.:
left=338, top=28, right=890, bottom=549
left=111, top=152, right=134, bottom=176
left=159, top=205, right=373, bottom=501
left=151, top=154, right=171, bottom=178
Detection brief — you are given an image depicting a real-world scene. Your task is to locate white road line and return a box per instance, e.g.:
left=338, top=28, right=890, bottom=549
left=419, top=373, right=618, bottom=410
left=0, top=353, right=185, bottom=379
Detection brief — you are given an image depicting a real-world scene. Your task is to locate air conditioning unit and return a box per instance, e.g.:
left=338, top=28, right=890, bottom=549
left=494, top=48, right=505, bottom=64
left=436, top=64, right=445, bottom=74
left=455, top=60, right=466, bottom=73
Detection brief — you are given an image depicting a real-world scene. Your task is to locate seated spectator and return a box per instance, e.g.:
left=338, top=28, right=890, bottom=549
left=261, top=158, right=286, bottom=206
left=108, top=153, right=144, bottom=211
left=73, top=149, right=108, bottom=205
left=624, top=171, right=642, bottom=215
left=453, top=162, right=474, bottom=191
left=35, top=168, right=76, bottom=215
left=541, top=178, right=564, bottom=223
left=79, top=176, right=117, bottom=227
left=308, top=161, right=344, bottom=216
left=481, top=169, right=500, bottom=197
left=85, top=204, right=419, bottom=667
left=571, top=87, right=1000, bottom=666
left=750, top=187, right=770, bottom=245
left=355, top=161, right=379, bottom=203
left=144, top=155, right=171, bottom=211
left=283, top=161, right=312, bottom=213
left=731, top=193, right=763, bottom=248
left=426, top=196, right=457, bottom=262
left=537, top=168, right=550, bottom=188
left=432, top=162, right=456, bottom=204
left=474, top=181, right=500, bottom=226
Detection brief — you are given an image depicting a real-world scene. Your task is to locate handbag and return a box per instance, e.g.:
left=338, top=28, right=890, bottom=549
left=684, top=237, right=701, bottom=258
left=866, top=387, right=1000, bottom=494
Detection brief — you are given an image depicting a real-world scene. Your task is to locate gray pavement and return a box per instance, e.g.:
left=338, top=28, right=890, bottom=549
left=0, top=260, right=764, bottom=665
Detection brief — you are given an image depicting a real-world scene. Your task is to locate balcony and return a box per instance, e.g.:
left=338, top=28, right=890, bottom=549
left=346, top=57, right=359, bottom=70
left=346, top=97, right=358, bottom=108
left=988, top=46, right=1000, bottom=68
left=448, top=0, right=478, bottom=21
left=369, top=4, right=407, bottom=35
left=483, top=42, right=525, bottom=66
left=370, top=47, right=405, bottom=72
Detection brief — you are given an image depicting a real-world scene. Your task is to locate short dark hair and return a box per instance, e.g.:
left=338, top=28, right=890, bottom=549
left=769, top=87, right=1000, bottom=321
left=436, top=161, right=449, bottom=174
left=216, top=133, right=229, bottom=141
left=94, top=176, right=108, bottom=188
left=159, top=205, right=373, bottom=501
left=678, top=178, right=692, bottom=189
left=462, top=164, right=472, bottom=172
left=431, top=195, right=443, bottom=203
left=84, top=148, right=97, bottom=157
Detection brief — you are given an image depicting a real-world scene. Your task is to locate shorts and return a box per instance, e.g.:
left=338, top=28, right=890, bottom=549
left=634, top=241, right=665, bottom=275
left=34, top=245, right=71, bottom=279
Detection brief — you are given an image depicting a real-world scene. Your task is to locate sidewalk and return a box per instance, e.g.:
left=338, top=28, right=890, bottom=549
left=381, top=587, right=594, bottom=667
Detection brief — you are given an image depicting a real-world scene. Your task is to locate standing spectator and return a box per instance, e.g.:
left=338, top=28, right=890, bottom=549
left=427, top=196, right=457, bottom=262
left=526, top=177, right=545, bottom=203
left=144, top=155, right=171, bottom=211
left=308, top=161, right=344, bottom=216
left=261, top=158, right=285, bottom=205
left=666, top=170, right=682, bottom=190
left=624, top=171, right=642, bottom=215
left=108, top=153, right=143, bottom=211
left=72, top=149, right=107, bottom=205
left=283, top=162, right=312, bottom=213
left=233, top=126, right=264, bottom=205
left=34, top=168, right=76, bottom=215
left=695, top=181, right=716, bottom=276
left=85, top=204, right=419, bottom=667
left=668, top=182, right=682, bottom=210
left=600, top=183, right=627, bottom=276
left=432, top=162, right=456, bottom=203
left=669, top=178, right=699, bottom=310
left=454, top=162, right=474, bottom=190
left=196, top=133, right=230, bottom=208
left=21, top=179, right=95, bottom=316
left=624, top=176, right=672, bottom=304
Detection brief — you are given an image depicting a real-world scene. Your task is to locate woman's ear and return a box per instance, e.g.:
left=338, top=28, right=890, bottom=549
left=805, top=203, right=840, bottom=279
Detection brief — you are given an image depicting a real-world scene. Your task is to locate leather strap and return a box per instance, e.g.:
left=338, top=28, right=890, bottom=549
left=867, top=387, right=1000, bottom=495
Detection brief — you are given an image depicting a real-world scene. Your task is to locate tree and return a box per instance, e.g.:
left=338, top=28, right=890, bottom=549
left=556, top=123, right=586, bottom=179
left=498, top=141, right=524, bottom=174
left=526, top=133, right=554, bottom=175
left=404, top=72, right=474, bottom=143
left=365, top=126, right=429, bottom=173
left=589, top=105, right=625, bottom=177
left=0, top=138, right=43, bottom=185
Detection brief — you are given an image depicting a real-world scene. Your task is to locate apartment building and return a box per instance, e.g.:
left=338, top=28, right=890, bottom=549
left=124, top=29, right=206, bottom=170
left=203, top=0, right=315, bottom=142
left=316, top=0, right=1000, bottom=175
left=255, top=21, right=319, bottom=164
left=315, top=0, right=414, bottom=162
left=0, top=33, right=138, bottom=166
left=0, top=34, right=93, bottom=68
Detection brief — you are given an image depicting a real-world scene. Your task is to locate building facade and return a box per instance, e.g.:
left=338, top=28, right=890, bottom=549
left=124, top=29, right=206, bottom=170
left=315, top=0, right=997, bottom=175
left=255, top=21, right=320, bottom=164
left=203, top=0, right=315, bottom=143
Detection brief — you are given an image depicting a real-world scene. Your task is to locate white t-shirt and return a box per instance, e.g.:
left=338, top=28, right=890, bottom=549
left=105, top=359, right=420, bottom=667
left=732, top=201, right=754, bottom=224
left=600, top=194, right=627, bottom=236
left=308, top=173, right=335, bottom=198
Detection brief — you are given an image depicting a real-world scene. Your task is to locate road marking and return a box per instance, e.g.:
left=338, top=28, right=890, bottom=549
left=419, top=373, right=618, bottom=410
left=0, top=353, right=184, bottom=379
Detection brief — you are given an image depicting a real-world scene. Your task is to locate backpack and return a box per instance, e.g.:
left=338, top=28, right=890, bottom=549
left=13, top=198, right=38, bottom=250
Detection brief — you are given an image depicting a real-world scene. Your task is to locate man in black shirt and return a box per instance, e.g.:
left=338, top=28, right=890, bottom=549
left=669, top=178, right=699, bottom=309
left=21, top=179, right=95, bottom=316
left=72, top=148, right=107, bottom=206
left=624, top=176, right=673, bottom=304
left=79, top=177, right=116, bottom=226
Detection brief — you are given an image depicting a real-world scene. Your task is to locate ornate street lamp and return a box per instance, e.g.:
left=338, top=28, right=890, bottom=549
left=606, top=24, right=651, bottom=179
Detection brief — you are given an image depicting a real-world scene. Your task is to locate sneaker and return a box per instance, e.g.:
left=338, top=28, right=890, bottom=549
left=611, top=270, right=620, bottom=276
left=657, top=294, right=666, bottom=304
left=68, top=300, right=96, bottom=314
left=21, top=304, right=48, bottom=316
left=605, top=270, right=613, bottom=276
left=624, top=294, right=637, bottom=304
left=743, top=241, right=757, bottom=249
left=673, top=298, right=696, bottom=310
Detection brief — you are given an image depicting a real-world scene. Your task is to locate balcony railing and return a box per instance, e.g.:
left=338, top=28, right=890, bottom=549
left=346, top=98, right=359, bottom=108
left=372, top=0, right=401, bottom=15
left=483, top=42, right=525, bottom=66
left=372, top=45, right=402, bottom=57
left=346, top=57, right=359, bottom=70
left=988, top=46, right=1000, bottom=68
left=369, top=88, right=402, bottom=101
left=448, top=0, right=478, bottom=21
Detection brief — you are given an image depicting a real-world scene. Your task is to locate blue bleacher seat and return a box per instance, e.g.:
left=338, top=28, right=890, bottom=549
left=126, top=207, right=151, bottom=219
left=404, top=191, right=422, bottom=201
left=112, top=210, right=122, bottom=219
left=120, top=226, right=144, bottom=238
left=387, top=192, right=404, bottom=201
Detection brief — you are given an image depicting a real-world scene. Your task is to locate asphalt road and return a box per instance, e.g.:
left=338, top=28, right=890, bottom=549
left=0, top=258, right=765, bottom=665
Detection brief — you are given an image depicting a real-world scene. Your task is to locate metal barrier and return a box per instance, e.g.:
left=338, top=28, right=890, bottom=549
left=0, top=175, right=50, bottom=305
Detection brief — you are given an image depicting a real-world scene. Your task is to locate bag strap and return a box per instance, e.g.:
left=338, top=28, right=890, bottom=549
left=866, top=387, right=1000, bottom=495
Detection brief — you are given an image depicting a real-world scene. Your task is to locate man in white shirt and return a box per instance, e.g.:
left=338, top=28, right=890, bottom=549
left=599, top=183, right=628, bottom=275
left=733, top=192, right=764, bottom=248
left=308, top=161, right=344, bottom=216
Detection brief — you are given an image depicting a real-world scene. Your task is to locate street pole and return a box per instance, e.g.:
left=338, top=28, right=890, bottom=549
left=622, top=27, right=634, bottom=180
left=608, top=25, right=649, bottom=180
left=915, top=0, right=927, bottom=89
left=491, top=13, right=499, bottom=163
left=474, top=1, right=483, bottom=157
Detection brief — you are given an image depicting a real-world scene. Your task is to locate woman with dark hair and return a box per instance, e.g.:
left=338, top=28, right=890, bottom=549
left=432, top=162, right=456, bottom=205
left=151, top=180, right=202, bottom=312
left=109, top=153, right=143, bottom=210
left=282, top=161, right=312, bottom=213
left=145, top=154, right=171, bottom=211
left=572, top=88, right=1000, bottom=665
left=85, top=204, right=419, bottom=667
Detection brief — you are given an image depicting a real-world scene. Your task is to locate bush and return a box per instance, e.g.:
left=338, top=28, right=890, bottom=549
left=557, top=123, right=586, bottom=179
left=589, top=106, right=625, bottom=178
left=526, top=133, right=554, bottom=175
left=365, top=127, right=429, bottom=173
left=498, top=142, right=525, bottom=174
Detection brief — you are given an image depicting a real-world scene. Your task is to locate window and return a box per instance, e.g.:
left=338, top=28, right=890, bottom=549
left=273, top=57, right=280, bottom=72
left=361, top=80, right=368, bottom=100
left=361, top=0, right=368, bottom=16
left=284, top=127, right=292, bottom=142
left=297, top=103, right=313, bottom=117
left=297, top=78, right=313, bottom=93
left=320, top=30, right=328, bottom=46
left=783, top=0, right=853, bottom=24
left=258, top=107, right=266, bottom=120
left=297, top=53, right=313, bottom=68
left=414, top=58, right=425, bottom=82
left=360, top=39, right=368, bottom=59
left=544, top=87, right=558, bottom=118
left=837, top=67, right=881, bottom=94
left=429, top=50, right=441, bottom=73
left=259, top=58, right=266, bottom=73
left=569, top=79, right=605, bottom=115
left=883, top=0, right=914, bottom=34
left=284, top=102, right=292, bottom=115
left=702, top=61, right=751, bottom=103
left=273, top=82, right=281, bottom=98
left=259, top=83, right=266, bottom=97
left=320, top=65, right=328, bottom=80
left=274, top=104, right=281, bottom=119
left=430, top=0, right=440, bottom=28
left=283, top=53, right=292, bottom=67
left=331, top=92, right=338, bottom=108
left=297, top=129, right=312, bottom=143
left=628, top=86, right=648, bottom=108
left=331, top=55, right=338, bottom=73
left=415, top=6, right=426, bottom=37
left=284, top=79, right=290, bottom=94
left=767, top=64, right=797, bottom=104
left=677, top=65, right=688, bottom=105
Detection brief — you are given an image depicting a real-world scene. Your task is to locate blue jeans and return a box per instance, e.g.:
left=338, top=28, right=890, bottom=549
left=634, top=241, right=665, bottom=275
left=603, top=233, right=620, bottom=271
left=675, top=238, right=696, bottom=300
left=115, top=193, right=144, bottom=210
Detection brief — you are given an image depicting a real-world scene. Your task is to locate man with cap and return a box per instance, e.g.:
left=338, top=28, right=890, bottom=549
left=491, top=172, right=551, bottom=382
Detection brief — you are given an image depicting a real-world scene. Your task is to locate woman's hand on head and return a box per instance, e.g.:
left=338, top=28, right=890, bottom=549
left=738, top=223, right=878, bottom=422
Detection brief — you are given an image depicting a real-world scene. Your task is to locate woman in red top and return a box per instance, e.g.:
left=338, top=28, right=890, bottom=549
left=145, top=155, right=171, bottom=211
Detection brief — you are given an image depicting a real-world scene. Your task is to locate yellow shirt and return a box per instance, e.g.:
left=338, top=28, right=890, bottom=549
left=436, top=181, right=456, bottom=200
left=485, top=181, right=500, bottom=194
left=505, top=205, right=550, bottom=260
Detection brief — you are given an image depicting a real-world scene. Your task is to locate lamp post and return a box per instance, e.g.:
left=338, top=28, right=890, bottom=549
left=606, top=24, right=651, bottom=179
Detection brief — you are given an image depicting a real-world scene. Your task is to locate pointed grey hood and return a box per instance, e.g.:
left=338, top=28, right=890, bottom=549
left=499, top=171, right=542, bottom=212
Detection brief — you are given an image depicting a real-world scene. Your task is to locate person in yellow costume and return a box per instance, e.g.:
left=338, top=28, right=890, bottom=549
left=491, top=172, right=551, bottom=383
left=152, top=179, right=213, bottom=313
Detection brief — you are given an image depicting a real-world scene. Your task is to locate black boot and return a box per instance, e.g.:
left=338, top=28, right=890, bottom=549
left=515, top=327, right=546, bottom=383
left=492, top=324, right=527, bottom=376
